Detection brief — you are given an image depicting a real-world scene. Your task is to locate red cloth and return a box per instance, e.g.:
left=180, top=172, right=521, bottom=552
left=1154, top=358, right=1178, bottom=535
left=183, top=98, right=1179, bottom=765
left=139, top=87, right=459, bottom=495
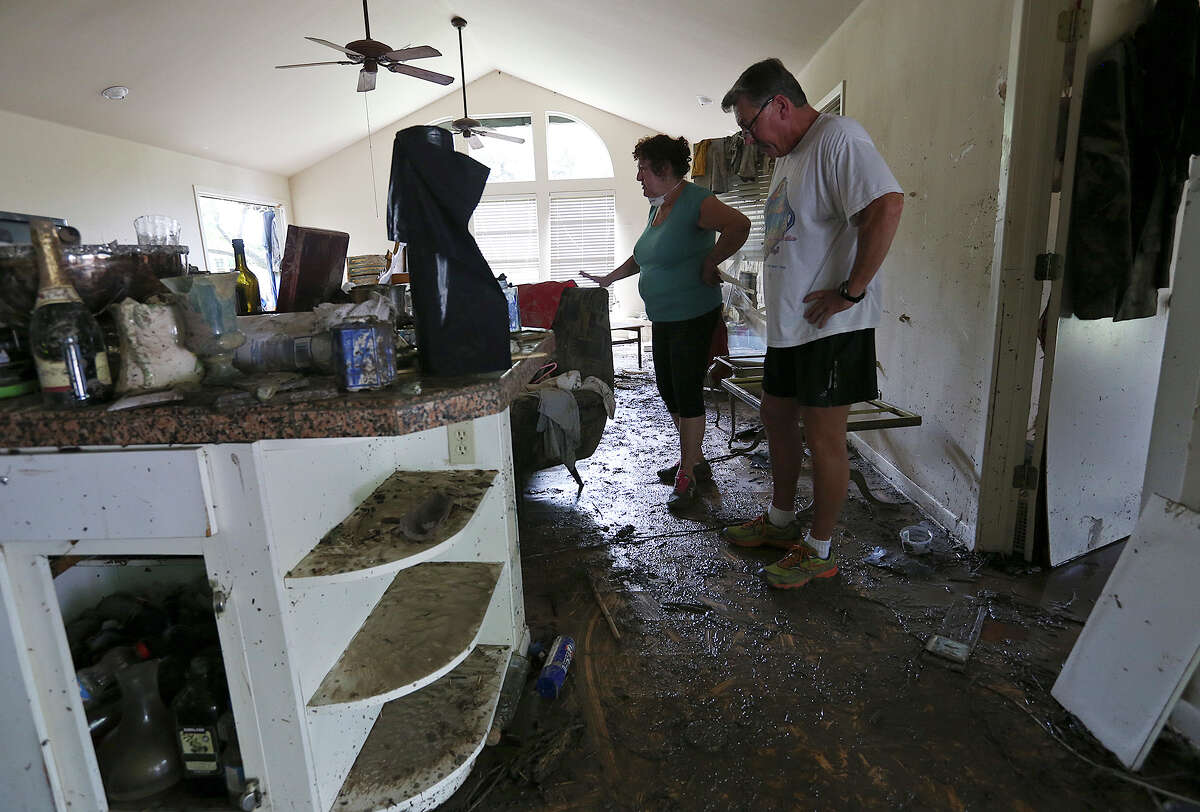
left=516, top=280, right=577, bottom=328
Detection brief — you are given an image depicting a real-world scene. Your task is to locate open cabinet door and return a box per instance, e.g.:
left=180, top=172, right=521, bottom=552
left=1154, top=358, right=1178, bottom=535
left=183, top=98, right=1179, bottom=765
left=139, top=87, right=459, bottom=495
left=976, top=0, right=1092, bottom=554
left=1054, top=156, right=1200, bottom=769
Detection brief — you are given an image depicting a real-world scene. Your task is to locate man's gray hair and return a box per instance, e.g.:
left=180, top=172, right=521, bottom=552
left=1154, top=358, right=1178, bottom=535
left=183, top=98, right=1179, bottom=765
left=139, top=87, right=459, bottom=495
left=721, top=58, right=807, bottom=111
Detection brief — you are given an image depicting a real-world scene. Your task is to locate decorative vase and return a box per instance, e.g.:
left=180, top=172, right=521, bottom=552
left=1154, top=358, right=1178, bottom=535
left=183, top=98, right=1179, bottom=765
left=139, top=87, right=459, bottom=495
left=97, top=659, right=183, bottom=801
left=161, top=273, right=245, bottom=383
left=110, top=298, right=204, bottom=394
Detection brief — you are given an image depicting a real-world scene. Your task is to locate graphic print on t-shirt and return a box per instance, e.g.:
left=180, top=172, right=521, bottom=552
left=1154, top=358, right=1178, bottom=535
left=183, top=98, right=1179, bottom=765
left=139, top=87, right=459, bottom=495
left=764, top=176, right=797, bottom=257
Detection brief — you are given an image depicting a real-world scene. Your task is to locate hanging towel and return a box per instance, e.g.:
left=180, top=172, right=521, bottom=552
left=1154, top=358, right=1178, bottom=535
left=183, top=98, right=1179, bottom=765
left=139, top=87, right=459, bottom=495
left=692, top=140, right=710, bottom=177
left=703, top=137, right=731, bottom=194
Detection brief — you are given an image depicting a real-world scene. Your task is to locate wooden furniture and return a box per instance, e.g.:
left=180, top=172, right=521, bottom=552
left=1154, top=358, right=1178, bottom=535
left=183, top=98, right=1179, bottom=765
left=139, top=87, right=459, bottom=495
left=609, top=321, right=645, bottom=369
left=0, top=334, right=551, bottom=812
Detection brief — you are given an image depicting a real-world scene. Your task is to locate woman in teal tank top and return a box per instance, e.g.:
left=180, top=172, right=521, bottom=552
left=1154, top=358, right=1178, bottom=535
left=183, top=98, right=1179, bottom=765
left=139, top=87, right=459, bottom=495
left=584, top=135, right=750, bottom=509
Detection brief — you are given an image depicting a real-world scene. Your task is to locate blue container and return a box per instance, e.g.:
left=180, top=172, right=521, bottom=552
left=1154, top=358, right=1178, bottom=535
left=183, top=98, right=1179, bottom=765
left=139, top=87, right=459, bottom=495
left=503, top=284, right=520, bottom=332
left=534, top=635, right=575, bottom=698
left=330, top=320, right=397, bottom=392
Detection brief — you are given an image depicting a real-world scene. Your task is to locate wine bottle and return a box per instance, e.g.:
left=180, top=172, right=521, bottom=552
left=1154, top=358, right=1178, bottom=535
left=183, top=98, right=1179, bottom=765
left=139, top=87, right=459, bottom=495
left=232, top=239, right=263, bottom=315
left=27, top=219, right=112, bottom=407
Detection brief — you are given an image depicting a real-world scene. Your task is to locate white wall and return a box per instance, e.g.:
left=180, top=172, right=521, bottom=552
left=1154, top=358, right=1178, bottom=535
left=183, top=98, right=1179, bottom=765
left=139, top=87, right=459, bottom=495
left=795, top=0, right=1013, bottom=543
left=288, top=71, right=657, bottom=317
left=0, top=109, right=291, bottom=262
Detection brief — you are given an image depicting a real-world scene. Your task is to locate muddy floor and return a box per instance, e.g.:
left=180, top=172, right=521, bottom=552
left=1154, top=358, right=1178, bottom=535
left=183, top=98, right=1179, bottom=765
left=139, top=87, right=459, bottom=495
left=445, top=347, right=1200, bottom=811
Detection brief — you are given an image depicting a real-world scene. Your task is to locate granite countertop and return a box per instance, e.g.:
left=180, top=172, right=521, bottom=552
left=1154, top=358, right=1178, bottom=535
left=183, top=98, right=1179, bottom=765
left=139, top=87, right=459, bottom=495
left=0, top=333, right=553, bottom=448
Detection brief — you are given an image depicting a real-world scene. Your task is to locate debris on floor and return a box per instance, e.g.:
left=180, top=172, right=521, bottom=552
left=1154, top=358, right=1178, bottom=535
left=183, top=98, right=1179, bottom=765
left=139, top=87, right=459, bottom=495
left=445, top=347, right=1200, bottom=811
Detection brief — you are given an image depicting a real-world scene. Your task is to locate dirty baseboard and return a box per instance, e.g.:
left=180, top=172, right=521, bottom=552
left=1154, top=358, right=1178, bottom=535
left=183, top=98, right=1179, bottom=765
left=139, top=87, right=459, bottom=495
left=848, top=435, right=976, bottom=547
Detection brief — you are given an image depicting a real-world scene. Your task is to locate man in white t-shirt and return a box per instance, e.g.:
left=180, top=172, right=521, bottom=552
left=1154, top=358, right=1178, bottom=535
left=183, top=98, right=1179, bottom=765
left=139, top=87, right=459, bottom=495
left=720, top=58, right=904, bottom=590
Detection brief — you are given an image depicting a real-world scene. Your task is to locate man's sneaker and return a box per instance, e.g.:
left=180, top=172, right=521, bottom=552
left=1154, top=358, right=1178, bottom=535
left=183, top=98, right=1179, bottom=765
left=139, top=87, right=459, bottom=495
left=721, top=513, right=802, bottom=549
left=666, top=471, right=698, bottom=511
left=764, top=544, right=839, bottom=590
left=657, top=460, right=713, bottom=485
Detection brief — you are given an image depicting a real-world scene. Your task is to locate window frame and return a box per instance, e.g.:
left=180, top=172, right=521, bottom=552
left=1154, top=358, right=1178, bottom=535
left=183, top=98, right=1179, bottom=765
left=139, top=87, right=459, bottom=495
left=548, top=190, right=616, bottom=286
left=192, top=186, right=287, bottom=275
left=470, top=193, right=541, bottom=286
left=447, top=108, right=617, bottom=286
left=545, top=111, right=615, bottom=181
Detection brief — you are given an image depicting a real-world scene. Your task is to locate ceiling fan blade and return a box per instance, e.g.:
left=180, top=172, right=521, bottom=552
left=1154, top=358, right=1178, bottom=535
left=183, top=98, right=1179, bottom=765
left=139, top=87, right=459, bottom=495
left=476, top=129, right=526, bottom=145
left=387, top=62, right=454, bottom=85
left=381, top=45, right=441, bottom=61
left=357, top=68, right=377, bottom=92
left=468, top=134, right=484, bottom=150
left=306, top=37, right=365, bottom=59
left=275, top=60, right=355, bottom=69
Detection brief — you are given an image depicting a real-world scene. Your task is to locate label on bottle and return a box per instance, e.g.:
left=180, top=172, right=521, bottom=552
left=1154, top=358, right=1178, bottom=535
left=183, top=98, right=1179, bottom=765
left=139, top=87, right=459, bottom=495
left=34, top=348, right=110, bottom=393
left=34, top=286, right=82, bottom=306
left=34, top=358, right=74, bottom=392
left=178, top=726, right=220, bottom=775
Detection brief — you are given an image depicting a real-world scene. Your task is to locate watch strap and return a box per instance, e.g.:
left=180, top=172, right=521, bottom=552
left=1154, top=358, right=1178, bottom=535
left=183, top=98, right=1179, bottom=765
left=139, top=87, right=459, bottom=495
left=838, top=280, right=866, bottom=303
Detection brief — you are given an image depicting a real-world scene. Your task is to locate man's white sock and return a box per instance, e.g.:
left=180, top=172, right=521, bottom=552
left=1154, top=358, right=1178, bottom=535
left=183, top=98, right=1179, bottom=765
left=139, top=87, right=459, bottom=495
left=805, top=531, right=831, bottom=559
left=768, top=505, right=794, bottom=527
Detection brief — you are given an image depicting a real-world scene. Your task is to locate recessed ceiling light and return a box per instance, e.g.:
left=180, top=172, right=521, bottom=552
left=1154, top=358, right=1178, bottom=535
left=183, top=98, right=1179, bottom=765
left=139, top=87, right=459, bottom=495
left=697, top=95, right=713, bottom=106
left=101, top=86, right=129, bottom=101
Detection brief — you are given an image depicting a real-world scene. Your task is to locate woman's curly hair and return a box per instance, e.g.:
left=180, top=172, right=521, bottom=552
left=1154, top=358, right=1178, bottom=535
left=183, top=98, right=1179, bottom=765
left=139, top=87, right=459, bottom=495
left=633, top=134, right=690, bottom=179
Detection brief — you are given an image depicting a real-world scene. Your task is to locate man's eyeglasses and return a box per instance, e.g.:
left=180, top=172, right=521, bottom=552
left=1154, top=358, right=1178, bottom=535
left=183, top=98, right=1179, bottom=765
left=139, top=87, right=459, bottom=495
left=739, top=96, right=774, bottom=136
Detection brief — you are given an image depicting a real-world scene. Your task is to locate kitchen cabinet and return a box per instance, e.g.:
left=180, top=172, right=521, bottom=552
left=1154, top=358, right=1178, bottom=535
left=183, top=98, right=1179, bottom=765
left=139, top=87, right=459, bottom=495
left=0, top=337, right=548, bottom=811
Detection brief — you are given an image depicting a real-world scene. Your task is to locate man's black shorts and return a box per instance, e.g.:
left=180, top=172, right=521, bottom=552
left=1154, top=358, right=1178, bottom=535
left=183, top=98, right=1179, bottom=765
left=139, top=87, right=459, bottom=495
left=763, top=329, right=879, bottom=407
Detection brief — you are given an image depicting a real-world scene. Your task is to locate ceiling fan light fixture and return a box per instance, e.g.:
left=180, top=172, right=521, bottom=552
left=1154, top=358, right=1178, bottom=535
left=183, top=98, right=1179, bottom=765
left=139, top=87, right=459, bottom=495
left=100, top=85, right=129, bottom=101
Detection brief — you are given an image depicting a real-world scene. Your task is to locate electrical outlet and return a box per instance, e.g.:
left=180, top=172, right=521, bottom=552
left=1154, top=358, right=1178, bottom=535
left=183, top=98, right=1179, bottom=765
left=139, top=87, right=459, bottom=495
left=448, top=420, right=475, bottom=465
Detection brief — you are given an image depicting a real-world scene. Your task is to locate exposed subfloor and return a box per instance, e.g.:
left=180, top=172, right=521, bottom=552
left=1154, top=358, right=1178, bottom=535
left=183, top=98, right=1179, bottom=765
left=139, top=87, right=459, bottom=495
left=446, top=345, right=1200, bottom=811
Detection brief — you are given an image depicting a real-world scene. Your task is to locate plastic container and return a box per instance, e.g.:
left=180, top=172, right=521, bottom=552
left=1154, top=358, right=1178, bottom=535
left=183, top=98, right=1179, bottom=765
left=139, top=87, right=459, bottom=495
left=534, top=635, right=575, bottom=698
left=899, top=525, right=933, bottom=555
left=498, top=275, right=520, bottom=332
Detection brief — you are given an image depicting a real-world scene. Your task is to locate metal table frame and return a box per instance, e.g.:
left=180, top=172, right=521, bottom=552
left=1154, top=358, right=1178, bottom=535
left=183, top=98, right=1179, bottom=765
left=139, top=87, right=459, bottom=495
left=711, top=354, right=922, bottom=504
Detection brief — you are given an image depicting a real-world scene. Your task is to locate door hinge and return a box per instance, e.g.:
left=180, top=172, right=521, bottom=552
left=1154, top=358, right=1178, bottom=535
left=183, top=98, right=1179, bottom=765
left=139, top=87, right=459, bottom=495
left=1057, top=8, right=1088, bottom=43
left=1035, top=252, right=1064, bottom=281
left=1012, top=463, right=1039, bottom=491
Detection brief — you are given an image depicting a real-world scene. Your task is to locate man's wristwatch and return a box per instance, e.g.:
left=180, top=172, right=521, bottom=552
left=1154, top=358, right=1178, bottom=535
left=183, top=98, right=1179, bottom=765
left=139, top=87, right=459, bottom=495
left=838, top=280, right=866, bottom=303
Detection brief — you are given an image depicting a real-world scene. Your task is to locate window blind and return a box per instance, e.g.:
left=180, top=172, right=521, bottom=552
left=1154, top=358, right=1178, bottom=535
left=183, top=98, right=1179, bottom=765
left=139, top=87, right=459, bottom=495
left=549, top=192, right=615, bottom=285
left=718, top=165, right=773, bottom=260
left=472, top=195, right=539, bottom=285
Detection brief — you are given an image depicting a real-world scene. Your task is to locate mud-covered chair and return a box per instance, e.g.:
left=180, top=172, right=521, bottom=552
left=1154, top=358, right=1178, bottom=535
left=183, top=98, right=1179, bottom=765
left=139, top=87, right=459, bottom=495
left=510, top=286, right=614, bottom=487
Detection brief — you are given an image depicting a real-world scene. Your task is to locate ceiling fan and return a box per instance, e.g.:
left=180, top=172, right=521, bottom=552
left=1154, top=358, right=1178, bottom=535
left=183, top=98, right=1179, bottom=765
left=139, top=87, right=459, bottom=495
left=448, top=16, right=525, bottom=149
left=276, top=0, right=454, bottom=92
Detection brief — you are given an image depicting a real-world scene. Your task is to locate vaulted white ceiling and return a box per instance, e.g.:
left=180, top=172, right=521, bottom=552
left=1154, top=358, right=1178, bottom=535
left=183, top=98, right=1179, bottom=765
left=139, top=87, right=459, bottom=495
left=0, top=0, right=861, bottom=177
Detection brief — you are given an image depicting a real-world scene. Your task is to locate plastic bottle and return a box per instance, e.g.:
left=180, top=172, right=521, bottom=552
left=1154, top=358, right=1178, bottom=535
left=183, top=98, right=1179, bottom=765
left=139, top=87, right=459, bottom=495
left=234, top=331, right=333, bottom=374
left=497, top=274, right=520, bottom=332
left=77, top=645, right=137, bottom=707
left=534, top=635, right=576, bottom=698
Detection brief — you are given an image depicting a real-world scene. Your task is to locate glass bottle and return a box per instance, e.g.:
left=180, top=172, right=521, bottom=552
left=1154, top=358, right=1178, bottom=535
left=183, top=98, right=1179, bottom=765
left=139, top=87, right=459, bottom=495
left=77, top=645, right=137, bottom=708
left=97, top=659, right=182, bottom=801
left=217, top=710, right=245, bottom=803
left=232, top=239, right=263, bottom=315
left=171, top=657, right=226, bottom=796
left=27, top=219, right=112, bottom=407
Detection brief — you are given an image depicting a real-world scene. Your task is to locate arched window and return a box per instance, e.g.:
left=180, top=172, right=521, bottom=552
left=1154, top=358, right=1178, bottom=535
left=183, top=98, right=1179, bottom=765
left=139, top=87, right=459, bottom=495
left=546, top=113, right=613, bottom=180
